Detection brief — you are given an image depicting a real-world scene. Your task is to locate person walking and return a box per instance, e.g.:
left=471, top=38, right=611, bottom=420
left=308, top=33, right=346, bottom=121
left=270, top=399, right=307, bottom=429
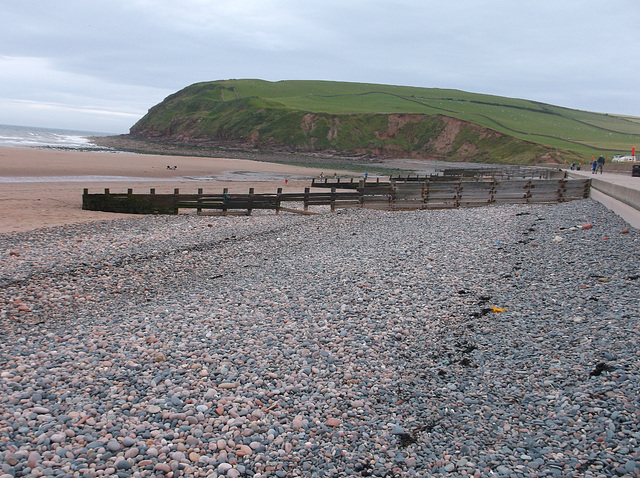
left=596, top=155, right=605, bottom=174
left=592, top=159, right=598, bottom=174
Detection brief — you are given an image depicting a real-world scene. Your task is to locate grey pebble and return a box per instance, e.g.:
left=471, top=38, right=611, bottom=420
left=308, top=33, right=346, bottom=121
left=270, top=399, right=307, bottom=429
left=0, top=201, right=638, bottom=476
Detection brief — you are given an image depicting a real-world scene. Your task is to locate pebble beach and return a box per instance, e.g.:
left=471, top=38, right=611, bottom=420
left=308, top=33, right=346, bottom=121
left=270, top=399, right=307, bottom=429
left=1, top=199, right=639, bottom=477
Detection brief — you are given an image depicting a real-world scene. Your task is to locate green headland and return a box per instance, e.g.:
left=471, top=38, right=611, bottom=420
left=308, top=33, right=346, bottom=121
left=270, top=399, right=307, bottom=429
left=122, top=79, right=640, bottom=166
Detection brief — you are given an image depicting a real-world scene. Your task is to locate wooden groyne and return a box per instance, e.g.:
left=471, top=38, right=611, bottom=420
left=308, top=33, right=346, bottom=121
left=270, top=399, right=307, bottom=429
left=82, top=177, right=590, bottom=216
left=82, top=187, right=361, bottom=215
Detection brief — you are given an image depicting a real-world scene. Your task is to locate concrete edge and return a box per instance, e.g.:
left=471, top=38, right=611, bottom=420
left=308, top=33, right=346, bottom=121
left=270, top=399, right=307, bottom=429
left=588, top=189, right=640, bottom=229
left=589, top=178, right=640, bottom=213
left=565, top=171, right=640, bottom=229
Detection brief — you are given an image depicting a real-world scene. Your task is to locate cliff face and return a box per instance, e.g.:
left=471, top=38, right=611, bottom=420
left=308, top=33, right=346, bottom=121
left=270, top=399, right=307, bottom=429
left=129, top=88, right=565, bottom=165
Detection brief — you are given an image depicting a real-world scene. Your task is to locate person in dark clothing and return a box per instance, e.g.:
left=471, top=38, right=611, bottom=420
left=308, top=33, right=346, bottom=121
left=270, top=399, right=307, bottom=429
left=596, top=155, right=605, bottom=174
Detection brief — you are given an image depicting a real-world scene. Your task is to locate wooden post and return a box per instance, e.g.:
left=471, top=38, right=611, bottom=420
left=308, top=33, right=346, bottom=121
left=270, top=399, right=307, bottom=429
left=358, top=180, right=365, bottom=208
left=83, top=188, right=88, bottom=195
left=276, top=187, right=282, bottom=215
left=423, top=181, right=430, bottom=208
left=304, top=187, right=310, bottom=212
left=222, top=188, right=229, bottom=213
left=173, top=188, right=179, bottom=214
left=583, top=179, right=590, bottom=199
left=557, top=179, right=567, bottom=203
left=104, top=188, right=110, bottom=195
left=127, top=188, right=133, bottom=195
left=330, top=187, right=336, bottom=212
left=389, top=179, right=396, bottom=209
left=248, top=187, right=254, bottom=215
left=150, top=188, right=155, bottom=195
left=197, top=188, right=203, bottom=213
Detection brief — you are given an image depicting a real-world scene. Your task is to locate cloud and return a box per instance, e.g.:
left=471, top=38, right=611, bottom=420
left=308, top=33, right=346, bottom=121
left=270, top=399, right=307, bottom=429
left=0, top=55, right=171, bottom=132
left=0, top=0, right=638, bottom=132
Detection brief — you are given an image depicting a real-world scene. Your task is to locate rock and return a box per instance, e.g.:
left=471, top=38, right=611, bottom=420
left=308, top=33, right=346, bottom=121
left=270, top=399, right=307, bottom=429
left=124, top=447, right=139, bottom=459
left=236, top=445, right=253, bottom=457
left=107, top=440, right=121, bottom=451
left=116, top=459, right=132, bottom=470
left=219, top=382, right=239, bottom=389
left=326, top=418, right=341, bottom=427
left=122, top=436, right=136, bottom=447
left=582, top=223, right=593, bottom=230
left=154, top=463, right=171, bottom=473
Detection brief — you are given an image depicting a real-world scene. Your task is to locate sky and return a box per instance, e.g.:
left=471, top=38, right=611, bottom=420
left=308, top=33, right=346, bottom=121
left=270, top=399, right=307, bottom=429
left=1, top=0, right=639, bottom=134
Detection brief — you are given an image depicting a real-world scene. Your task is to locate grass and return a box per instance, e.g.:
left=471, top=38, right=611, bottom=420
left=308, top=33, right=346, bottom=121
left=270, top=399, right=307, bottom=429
left=130, top=79, right=640, bottom=164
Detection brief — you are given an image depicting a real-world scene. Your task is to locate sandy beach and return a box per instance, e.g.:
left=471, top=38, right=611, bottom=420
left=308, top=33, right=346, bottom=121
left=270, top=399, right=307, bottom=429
left=0, top=147, right=355, bottom=233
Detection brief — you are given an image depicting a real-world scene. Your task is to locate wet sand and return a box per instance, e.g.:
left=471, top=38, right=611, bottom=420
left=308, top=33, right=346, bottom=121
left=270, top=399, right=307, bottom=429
left=0, top=148, right=354, bottom=233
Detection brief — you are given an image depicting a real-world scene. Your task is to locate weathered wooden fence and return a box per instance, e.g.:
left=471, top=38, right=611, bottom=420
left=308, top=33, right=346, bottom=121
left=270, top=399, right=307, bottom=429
left=365, top=178, right=590, bottom=210
left=440, top=167, right=565, bottom=180
left=312, top=167, right=564, bottom=189
left=82, top=187, right=361, bottom=215
left=82, top=178, right=590, bottom=216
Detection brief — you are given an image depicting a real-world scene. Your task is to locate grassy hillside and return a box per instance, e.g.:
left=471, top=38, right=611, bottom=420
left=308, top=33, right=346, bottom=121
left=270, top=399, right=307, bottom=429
left=130, top=79, right=640, bottom=165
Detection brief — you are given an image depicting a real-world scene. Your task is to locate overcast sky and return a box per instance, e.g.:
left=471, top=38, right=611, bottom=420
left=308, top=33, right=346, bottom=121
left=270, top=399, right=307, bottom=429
left=1, top=0, right=638, bottom=133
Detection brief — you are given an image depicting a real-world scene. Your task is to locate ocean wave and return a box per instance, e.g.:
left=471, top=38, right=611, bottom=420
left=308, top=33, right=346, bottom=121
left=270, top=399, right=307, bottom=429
left=0, top=124, right=111, bottom=150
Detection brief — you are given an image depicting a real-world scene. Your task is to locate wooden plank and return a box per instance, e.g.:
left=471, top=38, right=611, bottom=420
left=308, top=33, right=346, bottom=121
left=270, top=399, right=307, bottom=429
left=197, top=211, right=249, bottom=216
left=276, top=207, right=319, bottom=215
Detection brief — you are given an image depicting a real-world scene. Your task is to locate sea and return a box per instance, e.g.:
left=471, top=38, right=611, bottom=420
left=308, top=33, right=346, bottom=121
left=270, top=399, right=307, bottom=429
left=0, top=124, right=160, bottom=184
left=0, top=124, right=113, bottom=150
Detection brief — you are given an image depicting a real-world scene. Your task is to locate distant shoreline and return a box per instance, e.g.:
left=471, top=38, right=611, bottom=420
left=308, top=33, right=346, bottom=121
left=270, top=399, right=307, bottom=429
left=90, top=134, right=415, bottom=176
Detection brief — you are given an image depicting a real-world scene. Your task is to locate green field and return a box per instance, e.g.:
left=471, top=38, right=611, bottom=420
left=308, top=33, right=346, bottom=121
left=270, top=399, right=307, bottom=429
left=131, top=79, right=640, bottom=164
